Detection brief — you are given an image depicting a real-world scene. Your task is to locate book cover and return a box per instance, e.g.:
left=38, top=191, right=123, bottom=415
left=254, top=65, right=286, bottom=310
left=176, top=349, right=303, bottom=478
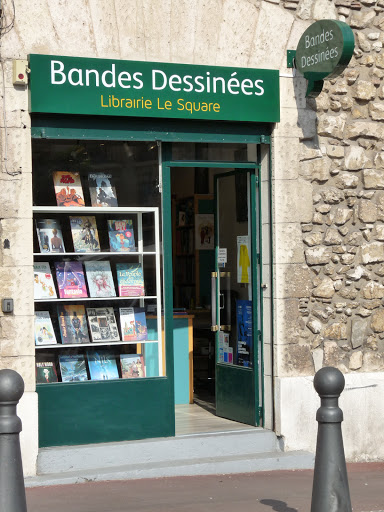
left=107, top=219, right=136, bottom=252
left=53, top=171, right=85, bottom=207
left=57, top=304, right=90, bottom=344
left=86, top=307, right=120, bottom=342
left=34, top=262, right=57, bottom=299
left=55, top=261, right=88, bottom=299
left=120, top=354, right=145, bottom=379
left=59, top=354, right=88, bottom=382
left=36, top=360, right=58, bottom=384
left=115, top=263, right=144, bottom=297
left=84, top=261, right=116, bottom=298
left=36, top=218, right=65, bottom=253
left=88, top=172, right=118, bottom=207
left=69, top=216, right=100, bottom=253
left=34, top=311, right=57, bottom=345
left=119, top=307, right=148, bottom=341
left=87, top=349, right=120, bottom=381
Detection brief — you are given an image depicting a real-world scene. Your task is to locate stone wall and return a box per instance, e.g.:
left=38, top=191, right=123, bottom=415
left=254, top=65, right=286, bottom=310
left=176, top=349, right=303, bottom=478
left=272, top=0, right=384, bottom=377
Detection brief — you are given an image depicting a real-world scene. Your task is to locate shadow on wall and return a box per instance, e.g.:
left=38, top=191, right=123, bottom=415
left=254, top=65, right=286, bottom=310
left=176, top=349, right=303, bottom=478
left=260, top=499, right=298, bottom=512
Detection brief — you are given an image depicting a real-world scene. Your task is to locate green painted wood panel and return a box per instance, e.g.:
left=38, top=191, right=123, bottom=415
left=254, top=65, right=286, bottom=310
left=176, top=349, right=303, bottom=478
left=37, top=377, right=174, bottom=447
left=172, top=318, right=191, bottom=405
left=215, top=365, right=256, bottom=425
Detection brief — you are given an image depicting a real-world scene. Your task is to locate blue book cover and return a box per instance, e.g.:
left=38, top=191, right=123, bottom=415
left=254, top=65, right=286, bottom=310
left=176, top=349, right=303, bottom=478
left=58, top=354, right=88, bottom=382
left=87, top=350, right=120, bottom=381
left=236, top=299, right=253, bottom=368
left=108, top=219, right=135, bottom=252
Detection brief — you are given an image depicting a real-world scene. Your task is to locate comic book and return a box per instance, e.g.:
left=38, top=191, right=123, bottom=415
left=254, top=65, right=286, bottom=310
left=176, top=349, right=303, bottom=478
left=36, top=218, right=65, bottom=253
left=53, top=171, right=85, bottom=207
left=87, top=349, right=119, bottom=381
left=115, top=263, right=144, bottom=297
left=86, top=307, right=120, bottom=343
left=34, top=311, right=57, bottom=345
left=59, top=354, right=88, bottom=382
left=57, top=304, right=90, bottom=344
left=84, top=261, right=116, bottom=298
left=34, top=262, right=57, bottom=299
left=120, top=354, right=145, bottom=379
left=107, top=219, right=135, bottom=252
left=55, top=261, right=88, bottom=299
left=36, top=360, right=58, bottom=384
left=69, top=216, right=100, bottom=253
left=119, top=307, right=148, bottom=342
left=88, top=172, right=118, bottom=207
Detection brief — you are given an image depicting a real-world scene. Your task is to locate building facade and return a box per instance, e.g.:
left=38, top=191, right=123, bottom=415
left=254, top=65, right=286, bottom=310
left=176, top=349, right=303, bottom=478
left=0, top=0, right=383, bottom=477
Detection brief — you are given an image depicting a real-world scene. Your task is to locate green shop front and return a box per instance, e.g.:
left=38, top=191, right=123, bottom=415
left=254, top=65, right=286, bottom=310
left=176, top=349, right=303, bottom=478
left=29, top=54, right=279, bottom=447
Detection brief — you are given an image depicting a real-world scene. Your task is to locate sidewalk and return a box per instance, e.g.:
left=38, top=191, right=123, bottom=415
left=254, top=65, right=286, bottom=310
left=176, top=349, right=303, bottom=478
left=26, top=463, right=384, bottom=512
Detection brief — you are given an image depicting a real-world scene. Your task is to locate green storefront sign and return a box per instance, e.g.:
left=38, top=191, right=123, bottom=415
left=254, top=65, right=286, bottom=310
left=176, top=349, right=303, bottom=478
left=28, top=54, right=280, bottom=123
left=295, top=20, right=354, bottom=97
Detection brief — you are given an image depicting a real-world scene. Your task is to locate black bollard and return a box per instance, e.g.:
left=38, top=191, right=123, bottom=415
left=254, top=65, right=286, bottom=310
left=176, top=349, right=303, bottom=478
left=0, top=369, right=27, bottom=512
left=310, top=366, right=352, bottom=512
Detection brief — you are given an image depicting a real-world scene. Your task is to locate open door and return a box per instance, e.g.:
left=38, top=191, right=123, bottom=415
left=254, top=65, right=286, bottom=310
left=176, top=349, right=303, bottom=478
left=212, top=167, right=260, bottom=426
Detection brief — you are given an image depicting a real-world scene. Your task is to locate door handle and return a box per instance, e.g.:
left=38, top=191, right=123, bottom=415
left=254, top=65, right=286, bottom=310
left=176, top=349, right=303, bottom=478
left=211, top=272, right=218, bottom=331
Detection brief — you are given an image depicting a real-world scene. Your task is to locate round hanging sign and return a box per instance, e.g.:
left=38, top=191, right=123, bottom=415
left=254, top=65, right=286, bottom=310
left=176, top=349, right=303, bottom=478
left=296, top=19, right=355, bottom=84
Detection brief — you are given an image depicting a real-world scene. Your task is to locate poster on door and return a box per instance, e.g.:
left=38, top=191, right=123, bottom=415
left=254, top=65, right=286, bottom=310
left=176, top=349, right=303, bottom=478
left=236, top=299, right=252, bottom=367
left=237, top=235, right=250, bottom=283
left=195, top=214, right=214, bottom=250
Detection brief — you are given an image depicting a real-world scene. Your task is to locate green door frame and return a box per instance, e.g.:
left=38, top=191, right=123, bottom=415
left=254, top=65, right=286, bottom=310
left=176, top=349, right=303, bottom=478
left=213, top=165, right=261, bottom=425
left=162, top=154, right=262, bottom=424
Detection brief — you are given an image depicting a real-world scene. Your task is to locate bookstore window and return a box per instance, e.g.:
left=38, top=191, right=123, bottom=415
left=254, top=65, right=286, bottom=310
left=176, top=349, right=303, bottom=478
left=32, top=139, right=164, bottom=384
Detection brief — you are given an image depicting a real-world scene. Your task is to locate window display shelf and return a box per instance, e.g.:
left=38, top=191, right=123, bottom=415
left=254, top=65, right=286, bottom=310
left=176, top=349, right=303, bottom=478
left=35, top=296, right=157, bottom=303
left=36, top=339, right=159, bottom=350
left=34, top=252, right=156, bottom=257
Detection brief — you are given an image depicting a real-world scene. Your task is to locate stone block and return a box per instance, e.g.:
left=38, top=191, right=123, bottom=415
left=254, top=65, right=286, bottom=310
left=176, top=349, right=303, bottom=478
left=299, top=158, right=330, bottom=183
left=272, top=137, right=300, bottom=180
left=248, top=3, right=294, bottom=69
left=193, top=0, right=222, bottom=65
left=274, top=222, right=305, bottom=264
left=0, top=218, right=33, bottom=267
left=0, top=173, right=33, bottom=219
left=335, top=173, right=359, bottom=189
left=215, top=0, right=259, bottom=67
left=344, top=145, right=371, bottom=170
left=345, top=121, right=384, bottom=140
left=313, top=276, right=335, bottom=298
left=280, top=76, right=307, bottom=109
left=275, top=264, right=312, bottom=299
left=371, top=309, right=384, bottom=332
left=0, top=315, right=34, bottom=357
left=313, top=0, right=337, bottom=19
left=274, top=179, right=313, bottom=223
left=281, top=344, right=314, bottom=375
left=358, top=199, right=378, bottom=223
left=351, top=318, right=367, bottom=348
left=318, top=113, right=346, bottom=139
left=361, top=241, right=384, bottom=264
left=349, top=350, right=363, bottom=370
left=0, top=86, right=30, bottom=130
left=350, top=10, right=376, bottom=28
left=369, top=102, right=384, bottom=121
left=363, top=169, right=384, bottom=189
left=0, top=355, right=35, bottom=392
left=0, top=267, right=34, bottom=316
left=88, top=1, right=120, bottom=58
left=312, top=347, right=324, bottom=372
left=305, top=246, right=333, bottom=265
left=0, top=127, right=32, bottom=177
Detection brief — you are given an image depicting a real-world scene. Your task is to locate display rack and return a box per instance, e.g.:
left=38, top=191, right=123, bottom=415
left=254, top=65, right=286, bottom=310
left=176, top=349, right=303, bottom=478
left=33, top=205, right=163, bottom=377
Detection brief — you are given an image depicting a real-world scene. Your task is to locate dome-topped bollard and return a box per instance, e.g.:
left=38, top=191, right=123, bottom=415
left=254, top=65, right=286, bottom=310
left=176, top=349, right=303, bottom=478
left=0, top=369, right=27, bottom=512
left=311, top=367, right=352, bottom=512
